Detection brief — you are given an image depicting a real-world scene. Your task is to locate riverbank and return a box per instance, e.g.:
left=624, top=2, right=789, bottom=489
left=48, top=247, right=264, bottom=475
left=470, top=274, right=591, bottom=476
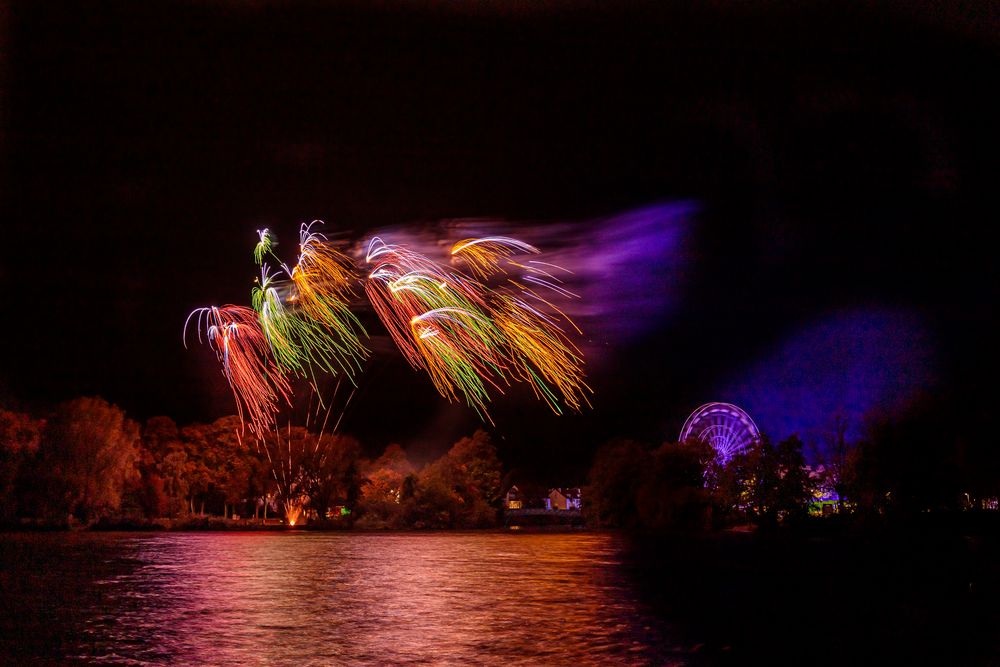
left=1, top=517, right=309, bottom=532
left=0, top=516, right=593, bottom=533
left=1, top=504, right=594, bottom=531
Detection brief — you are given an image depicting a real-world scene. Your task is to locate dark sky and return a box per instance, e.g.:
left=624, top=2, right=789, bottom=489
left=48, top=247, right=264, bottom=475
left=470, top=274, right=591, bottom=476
left=2, top=1, right=998, bottom=480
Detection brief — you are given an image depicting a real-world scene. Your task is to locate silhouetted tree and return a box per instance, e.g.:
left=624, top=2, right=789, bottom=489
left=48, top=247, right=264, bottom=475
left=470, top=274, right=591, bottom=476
left=585, top=439, right=652, bottom=528
left=158, top=449, right=190, bottom=517
left=635, top=440, right=714, bottom=532
left=412, top=431, right=502, bottom=528
left=829, top=414, right=851, bottom=514
left=708, top=435, right=812, bottom=528
left=35, top=397, right=140, bottom=522
left=396, top=431, right=503, bottom=529
left=447, top=430, right=502, bottom=507
left=302, top=434, right=362, bottom=521
left=0, top=409, right=42, bottom=519
left=142, top=416, right=182, bottom=460
left=765, top=435, right=812, bottom=525
left=844, top=399, right=964, bottom=518
left=409, top=461, right=465, bottom=528
left=357, top=444, right=415, bottom=528
left=707, top=450, right=753, bottom=526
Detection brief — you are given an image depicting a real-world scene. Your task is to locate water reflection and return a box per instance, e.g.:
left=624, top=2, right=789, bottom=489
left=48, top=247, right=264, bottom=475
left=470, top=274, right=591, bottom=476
left=0, top=533, right=683, bottom=665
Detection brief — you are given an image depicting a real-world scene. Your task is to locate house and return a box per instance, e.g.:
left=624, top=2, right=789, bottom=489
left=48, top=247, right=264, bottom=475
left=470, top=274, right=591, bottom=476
left=504, top=485, right=524, bottom=510
left=548, top=487, right=582, bottom=511
left=805, top=464, right=841, bottom=516
left=504, top=483, right=559, bottom=510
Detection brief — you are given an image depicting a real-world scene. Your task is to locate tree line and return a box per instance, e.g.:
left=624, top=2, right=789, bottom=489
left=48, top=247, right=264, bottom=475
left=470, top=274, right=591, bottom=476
left=4, top=393, right=994, bottom=532
left=585, top=436, right=812, bottom=532
left=585, top=402, right=1000, bottom=532
left=0, top=396, right=502, bottom=529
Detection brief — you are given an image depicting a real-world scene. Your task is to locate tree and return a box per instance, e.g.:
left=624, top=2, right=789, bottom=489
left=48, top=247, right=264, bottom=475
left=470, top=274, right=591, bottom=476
left=142, top=416, right=182, bottom=460
left=409, top=461, right=465, bottom=528
left=200, top=416, right=253, bottom=518
left=585, top=439, right=652, bottom=528
left=134, top=472, right=168, bottom=518
left=843, top=399, right=964, bottom=518
left=301, top=434, right=362, bottom=521
left=173, top=416, right=255, bottom=517
left=35, top=397, right=140, bottom=522
left=447, top=430, right=502, bottom=508
left=829, top=414, right=851, bottom=514
left=250, top=426, right=365, bottom=525
left=0, top=409, right=43, bottom=519
left=707, top=435, right=812, bottom=528
left=158, top=449, right=190, bottom=517
left=219, top=451, right=254, bottom=519
left=767, top=435, right=812, bottom=524
left=707, top=447, right=748, bottom=526
left=636, top=440, right=714, bottom=532
left=400, top=431, right=503, bottom=529
left=244, top=452, right=274, bottom=520
left=357, top=444, right=415, bottom=528
left=124, top=416, right=182, bottom=519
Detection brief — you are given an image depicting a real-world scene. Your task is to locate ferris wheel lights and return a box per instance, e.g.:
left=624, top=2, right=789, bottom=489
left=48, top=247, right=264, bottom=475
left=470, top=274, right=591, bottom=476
left=679, top=402, right=761, bottom=462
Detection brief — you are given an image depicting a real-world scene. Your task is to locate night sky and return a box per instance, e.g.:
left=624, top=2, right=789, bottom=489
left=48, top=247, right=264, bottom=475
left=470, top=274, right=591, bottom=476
left=2, top=1, right=998, bottom=480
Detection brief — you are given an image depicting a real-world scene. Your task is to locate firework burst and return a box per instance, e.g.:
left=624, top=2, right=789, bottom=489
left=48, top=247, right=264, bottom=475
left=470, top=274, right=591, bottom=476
left=450, top=236, right=540, bottom=280
left=490, top=291, right=591, bottom=414
left=186, top=223, right=593, bottom=435
left=451, top=235, right=591, bottom=414
left=286, top=222, right=369, bottom=374
left=254, top=228, right=277, bottom=265
left=183, top=305, right=292, bottom=437
left=365, top=238, right=511, bottom=416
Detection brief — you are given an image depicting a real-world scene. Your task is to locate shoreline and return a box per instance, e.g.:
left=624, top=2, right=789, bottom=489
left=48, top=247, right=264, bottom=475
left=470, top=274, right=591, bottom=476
left=0, top=518, right=597, bottom=534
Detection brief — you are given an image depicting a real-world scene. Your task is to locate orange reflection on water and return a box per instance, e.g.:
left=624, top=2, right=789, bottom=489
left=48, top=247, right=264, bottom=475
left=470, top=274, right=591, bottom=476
left=55, top=532, right=681, bottom=664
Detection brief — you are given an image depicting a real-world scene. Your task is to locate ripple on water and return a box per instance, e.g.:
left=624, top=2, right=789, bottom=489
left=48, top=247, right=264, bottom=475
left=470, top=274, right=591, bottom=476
left=1, top=532, right=685, bottom=665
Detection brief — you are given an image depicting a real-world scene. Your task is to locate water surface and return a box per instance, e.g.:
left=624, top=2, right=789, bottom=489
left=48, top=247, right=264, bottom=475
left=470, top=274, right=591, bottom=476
left=0, top=532, right=683, bottom=665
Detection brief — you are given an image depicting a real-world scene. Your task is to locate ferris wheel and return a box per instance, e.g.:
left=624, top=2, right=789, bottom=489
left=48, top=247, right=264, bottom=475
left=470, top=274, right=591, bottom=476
left=679, top=402, right=760, bottom=461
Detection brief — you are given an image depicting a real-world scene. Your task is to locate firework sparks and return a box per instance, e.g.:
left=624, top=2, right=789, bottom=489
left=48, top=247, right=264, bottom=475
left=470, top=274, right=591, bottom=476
left=252, top=263, right=361, bottom=387
left=366, top=234, right=591, bottom=417
left=490, top=292, right=591, bottom=414
left=186, top=223, right=593, bottom=435
left=366, top=238, right=510, bottom=417
left=254, top=228, right=277, bottom=265
left=450, top=236, right=540, bottom=280
left=410, top=307, right=508, bottom=421
left=183, top=305, right=292, bottom=437
left=286, top=222, right=369, bottom=375
left=450, top=235, right=591, bottom=414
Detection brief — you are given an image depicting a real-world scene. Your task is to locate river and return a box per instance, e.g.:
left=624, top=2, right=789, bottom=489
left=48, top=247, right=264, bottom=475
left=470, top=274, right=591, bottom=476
left=0, top=532, right=685, bottom=665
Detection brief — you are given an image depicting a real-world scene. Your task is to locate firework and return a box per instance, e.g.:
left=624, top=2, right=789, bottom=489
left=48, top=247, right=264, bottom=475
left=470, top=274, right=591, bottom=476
left=186, top=225, right=592, bottom=435
left=410, top=307, right=508, bottom=421
left=251, top=265, right=301, bottom=370
left=286, top=222, right=369, bottom=373
left=450, top=236, right=540, bottom=280
left=366, top=234, right=592, bottom=418
left=490, top=291, right=591, bottom=414
left=251, top=263, right=360, bottom=386
left=254, top=228, right=277, bottom=265
left=451, top=236, right=590, bottom=414
left=366, top=238, right=510, bottom=416
left=183, top=305, right=292, bottom=437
